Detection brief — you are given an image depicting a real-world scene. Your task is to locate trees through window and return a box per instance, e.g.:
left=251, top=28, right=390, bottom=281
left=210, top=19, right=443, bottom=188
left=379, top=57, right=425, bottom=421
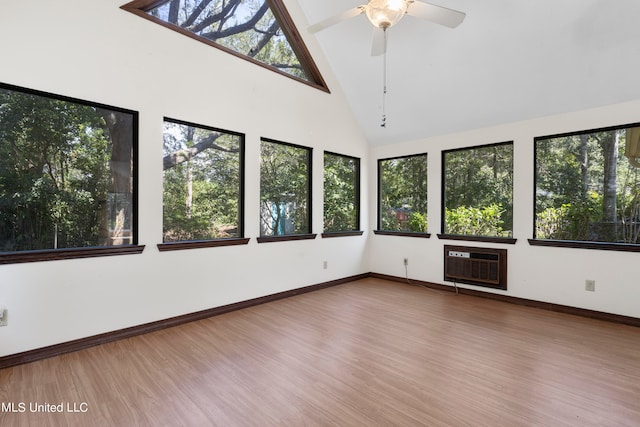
left=0, top=83, right=138, bottom=254
left=323, top=152, right=360, bottom=234
left=122, top=0, right=327, bottom=90
left=162, top=118, right=243, bottom=243
left=442, top=142, right=513, bottom=238
left=259, top=138, right=311, bottom=238
left=378, top=153, right=428, bottom=234
left=535, top=125, right=640, bottom=245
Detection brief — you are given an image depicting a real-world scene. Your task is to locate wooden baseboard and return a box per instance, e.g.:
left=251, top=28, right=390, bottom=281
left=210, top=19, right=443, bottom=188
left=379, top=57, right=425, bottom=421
left=2, top=271, right=638, bottom=370
left=0, top=273, right=368, bottom=370
left=369, top=272, right=640, bottom=328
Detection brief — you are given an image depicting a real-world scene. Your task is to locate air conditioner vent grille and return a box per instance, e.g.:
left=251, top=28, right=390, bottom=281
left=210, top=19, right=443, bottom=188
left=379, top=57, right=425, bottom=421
left=444, top=245, right=507, bottom=290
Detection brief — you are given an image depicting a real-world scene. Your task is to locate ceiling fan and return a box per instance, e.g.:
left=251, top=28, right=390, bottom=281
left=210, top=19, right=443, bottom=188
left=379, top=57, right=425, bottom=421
left=308, top=0, right=466, bottom=56
left=308, top=1, right=466, bottom=128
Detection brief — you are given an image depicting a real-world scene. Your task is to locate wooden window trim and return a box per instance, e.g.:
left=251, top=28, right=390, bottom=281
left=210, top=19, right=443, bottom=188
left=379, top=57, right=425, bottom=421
left=0, top=246, right=146, bottom=265
left=321, top=231, right=364, bottom=238
left=157, top=238, right=250, bottom=252
left=438, top=234, right=517, bottom=245
left=257, top=234, right=316, bottom=243
left=120, top=0, right=329, bottom=92
left=373, top=230, right=431, bottom=238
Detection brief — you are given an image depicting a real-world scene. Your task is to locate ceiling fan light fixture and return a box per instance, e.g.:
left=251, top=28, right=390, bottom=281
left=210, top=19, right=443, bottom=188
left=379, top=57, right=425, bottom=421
left=365, top=0, right=409, bottom=29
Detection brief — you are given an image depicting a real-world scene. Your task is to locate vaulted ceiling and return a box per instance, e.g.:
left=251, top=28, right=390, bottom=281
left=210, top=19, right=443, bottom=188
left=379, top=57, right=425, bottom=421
left=296, top=0, right=640, bottom=146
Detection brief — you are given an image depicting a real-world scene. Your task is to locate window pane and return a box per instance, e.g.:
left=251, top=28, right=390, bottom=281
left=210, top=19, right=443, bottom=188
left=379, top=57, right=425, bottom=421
left=144, top=0, right=311, bottom=82
left=260, top=139, right=311, bottom=236
left=378, top=154, right=428, bottom=232
left=0, top=83, right=137, bottom=251
left=535, top=126, right=640, bottom=244
left=162, top=119, right=243, bottom=242
left=324, top=152, right=359, bottom=232
left=443, top=143, right=513, bottom=237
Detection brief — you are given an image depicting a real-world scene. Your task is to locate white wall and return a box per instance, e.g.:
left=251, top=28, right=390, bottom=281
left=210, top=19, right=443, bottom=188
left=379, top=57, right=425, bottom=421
left=0, top=0, right=370, bottom=356
left=1, top=1, right=639, bottom=359
left=368, top=100, right=640, bottom=319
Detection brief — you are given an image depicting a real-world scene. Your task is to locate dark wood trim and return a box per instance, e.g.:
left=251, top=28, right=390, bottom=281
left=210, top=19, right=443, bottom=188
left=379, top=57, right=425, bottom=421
left=370, top=272, right=452, bottom=292
left=369, top=272, right=640, bottom=328
left=0, top=273, right=369, bottom=370
left=373, top=230, right=431, bottom=238
left=120, top=0, right=329, bottom=93
left=265, top=0, right=329, bottom=92
left=256, top=234, right=317, bottom=243
left=437, top=234, right=517, bottom=244
left=321, top=231, right=364, bottom=238
left=157, top=238, right=250, bottom=252
left=528, top=238, right=640, bottom=253
left=0, top=245, right=146, bottom=265
left=2, top=271, right=638, bottom=369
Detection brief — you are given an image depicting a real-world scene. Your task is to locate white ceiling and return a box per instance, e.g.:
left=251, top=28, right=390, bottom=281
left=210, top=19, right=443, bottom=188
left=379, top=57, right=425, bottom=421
left=295, top=0, right=640, bottom=146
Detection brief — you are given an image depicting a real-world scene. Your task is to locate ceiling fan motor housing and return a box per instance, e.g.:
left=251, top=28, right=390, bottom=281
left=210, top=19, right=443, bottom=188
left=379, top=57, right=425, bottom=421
left=365, top=0, right=409, bottom=29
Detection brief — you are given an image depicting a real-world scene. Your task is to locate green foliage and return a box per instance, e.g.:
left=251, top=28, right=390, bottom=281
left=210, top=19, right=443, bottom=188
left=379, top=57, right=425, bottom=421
left=379, top=154, right=428, bottom=232
left=162, top=123, right=241, bottom=242
left=536, top=193, right=601, bottom=240
left=536, top=205, right=570, bottom=240
left=324, top=153, right=358, bottom=232
left=445, top=204, right=506, bottom=237
left=260, top=140, right=310, bottom=236
left=444, top=143, right=513, bottom=236
left=535, top=129, right=640, bottom=243
left=0, top=87, right=127, bottom=251
left=408, top=212, right=428, bottom=233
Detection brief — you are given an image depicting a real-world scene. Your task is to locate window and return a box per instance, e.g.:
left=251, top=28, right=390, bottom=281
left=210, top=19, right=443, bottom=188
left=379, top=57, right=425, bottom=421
left=442, top=142, right=513, bottom=240
left=121, top=0, right=328, bottom=91
left=377, top=153, right=429, bottom=236
left=258, top=138, right=313, bottom=241
left=0, top=82, right=142, bottom=263
left=533, top=124, right=640, bottom=250
left=159, top=118, right=246, bottom=250
left=323, top=151, right=361, bottom=236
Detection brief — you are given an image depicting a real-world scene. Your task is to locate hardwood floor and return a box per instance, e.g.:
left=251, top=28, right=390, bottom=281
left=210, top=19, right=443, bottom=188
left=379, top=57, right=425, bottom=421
left=1, top=277, right=639, bottom=426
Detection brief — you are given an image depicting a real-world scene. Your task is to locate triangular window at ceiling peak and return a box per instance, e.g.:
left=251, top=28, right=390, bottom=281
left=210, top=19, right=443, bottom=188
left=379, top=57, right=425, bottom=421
left=121, top=0, right=328, bottom=92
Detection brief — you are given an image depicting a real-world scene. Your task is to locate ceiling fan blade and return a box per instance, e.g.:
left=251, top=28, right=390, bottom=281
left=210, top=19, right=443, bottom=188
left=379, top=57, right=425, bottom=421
left=308, top=6, right=365, bottom=34
left=371, top=27, right=386, bottom=56
left=407, top=1, right=466, bottom=28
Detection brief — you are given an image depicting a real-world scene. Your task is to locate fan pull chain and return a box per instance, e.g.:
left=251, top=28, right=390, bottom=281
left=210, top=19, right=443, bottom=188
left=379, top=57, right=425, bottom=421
left=381, top=27, right=388, bottom=128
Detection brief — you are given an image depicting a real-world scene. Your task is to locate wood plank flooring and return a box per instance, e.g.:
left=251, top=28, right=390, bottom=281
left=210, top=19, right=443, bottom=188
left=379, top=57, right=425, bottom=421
left=1, top=277, right=639, bottom=426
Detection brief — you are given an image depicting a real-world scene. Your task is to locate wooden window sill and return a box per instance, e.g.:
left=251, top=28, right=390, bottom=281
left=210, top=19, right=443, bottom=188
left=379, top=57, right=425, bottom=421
left=0, top=245, right=146, bottom=265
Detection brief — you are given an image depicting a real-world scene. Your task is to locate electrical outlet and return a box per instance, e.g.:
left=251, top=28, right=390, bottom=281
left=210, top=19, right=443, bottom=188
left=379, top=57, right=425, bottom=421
left=403, top=258, right=408, bottom=266
left=0, top=308, right=7, bottom=327
left=323, top=260, right=328, bottom=269
left=585, top=280, right=595, bottom=292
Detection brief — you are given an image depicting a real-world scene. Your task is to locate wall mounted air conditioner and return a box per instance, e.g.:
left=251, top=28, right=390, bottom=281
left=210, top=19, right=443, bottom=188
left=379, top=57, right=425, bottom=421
left=444, top=245, right=507, bottom=290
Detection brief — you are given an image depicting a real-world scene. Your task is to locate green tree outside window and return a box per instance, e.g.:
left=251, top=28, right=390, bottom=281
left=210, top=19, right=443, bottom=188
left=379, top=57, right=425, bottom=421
left=378, top=154, right=428, bottom=233
left=324, top=152, right=360, bottom=233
